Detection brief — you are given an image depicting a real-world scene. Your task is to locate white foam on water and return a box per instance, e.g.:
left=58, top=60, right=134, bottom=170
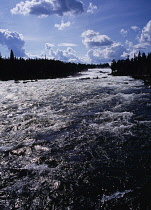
left=34, top=145, right=50, bottom=151
left=89, top=111, right=134, bottom=136
left=101, top=189, right=133, bottom=203
left=24, top=163, right=50, bottom=173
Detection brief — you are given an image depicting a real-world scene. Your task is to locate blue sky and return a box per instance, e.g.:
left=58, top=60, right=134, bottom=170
left=1, top=0, right=151, bottom=63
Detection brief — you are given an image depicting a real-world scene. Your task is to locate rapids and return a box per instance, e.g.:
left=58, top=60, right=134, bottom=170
left=1, top=68, right=151, bottom=209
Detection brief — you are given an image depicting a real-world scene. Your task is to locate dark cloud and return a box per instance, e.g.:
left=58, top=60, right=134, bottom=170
left=30, top=1, right=55, bottom=16
left=0, top=29, right=26, bottom=57
left=11, top=0, right=84, bottom=17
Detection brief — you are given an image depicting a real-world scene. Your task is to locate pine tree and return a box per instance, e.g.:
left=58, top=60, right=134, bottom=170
left=10, top=49, right=15, bottom=60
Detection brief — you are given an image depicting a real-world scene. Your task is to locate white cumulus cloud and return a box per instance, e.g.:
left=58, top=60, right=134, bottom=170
left=87, top=2, right=97, bottom=14
left=45, top=44, right=81, bottom=63
left=81, top=30, right=113, bottom=48
left=0, top=29, right=26, bottom=57
left=139, top=20, right=151, bottom=45
left=54, top=20, right=71, bottom=30
left=11, top=0, right=84, bottom=17
left=87, top=43, right=126, bottom=63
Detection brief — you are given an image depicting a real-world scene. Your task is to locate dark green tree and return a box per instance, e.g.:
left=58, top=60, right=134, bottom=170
left=111, top=59, right=117, bottom=72
left=10, top=49, right=15, bottom=60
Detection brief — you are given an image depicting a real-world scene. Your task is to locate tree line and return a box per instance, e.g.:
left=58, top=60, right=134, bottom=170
left=0, top=50, right=109, bottom=81
left=111, top=52, right=151, bottom=83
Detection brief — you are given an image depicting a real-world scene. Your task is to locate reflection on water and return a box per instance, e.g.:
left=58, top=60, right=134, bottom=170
left=1, top=68, right=151, bottom=209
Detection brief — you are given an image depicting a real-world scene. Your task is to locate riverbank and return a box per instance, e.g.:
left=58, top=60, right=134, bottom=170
left=111, top=52, right=151, bottom=87
left=0, top=50, right=109, bottom=81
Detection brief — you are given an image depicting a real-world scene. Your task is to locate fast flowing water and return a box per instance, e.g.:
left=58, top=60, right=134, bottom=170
left=1, top=68, right=151, bottom=209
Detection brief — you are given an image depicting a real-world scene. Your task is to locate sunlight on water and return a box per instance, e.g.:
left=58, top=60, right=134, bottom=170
left=1, top=68, right=151, bottom=209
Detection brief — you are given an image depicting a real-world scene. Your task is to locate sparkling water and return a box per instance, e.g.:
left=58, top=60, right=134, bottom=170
left=1, top=68, right=151, bottom=209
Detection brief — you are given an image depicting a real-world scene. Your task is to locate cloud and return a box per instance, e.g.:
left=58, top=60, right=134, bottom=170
left=45, top=43, right=55, bottom=49
left=81, top=30, right=125, bottom=63
left=125, top=40, right=133, bottom=48
left=87, top=43, right=126, bottom=63
left=103, top=43, right=126, bottom=60
left=139, top=20, right=151, bottom=45
left=131, top=26, right=140, bottom=31
left=45, top=40, right=126, bottom=64
left=54, top=20, right=71, bottom=30
left=45, top=42, right=77, bottom=48
left=45, top=44, right=81, bottom=62
left=81, top=30, right=113, bottom=48
left=120, top=29, right=128, bottom=37
left=133, top=43, right=146, bottom=50
left=121, top=48, right=143, bottom=59
left=87, top=2, right=97, bottom=14
left=86, top=49, right=102, bottom=64
left=11, top=0, right=84, bottom=17
left=0, top=29, right=26, bottom=57
left=58, top=43, right=77, bottom=47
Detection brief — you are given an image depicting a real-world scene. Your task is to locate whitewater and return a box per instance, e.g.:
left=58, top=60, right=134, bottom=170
left=1, top=68, right=151, bottom=209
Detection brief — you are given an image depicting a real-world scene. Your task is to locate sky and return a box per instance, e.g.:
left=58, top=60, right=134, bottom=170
left=1, top=0, right=151, bottom=64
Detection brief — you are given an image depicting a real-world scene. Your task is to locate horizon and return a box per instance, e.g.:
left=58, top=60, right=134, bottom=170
left=1, top=0, right=151, bottom=64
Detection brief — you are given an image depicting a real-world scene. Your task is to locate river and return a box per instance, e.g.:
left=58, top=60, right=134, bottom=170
left=1, top=68, right=151, bottom=209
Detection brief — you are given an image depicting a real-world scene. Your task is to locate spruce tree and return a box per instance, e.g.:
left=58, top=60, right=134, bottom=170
left=10, top=49, right=15, bottom=60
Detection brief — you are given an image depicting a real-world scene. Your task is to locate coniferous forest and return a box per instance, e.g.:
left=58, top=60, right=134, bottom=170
left=0, top=50, right=109, bottom=81
left=111, top=52, right=151, bottom=84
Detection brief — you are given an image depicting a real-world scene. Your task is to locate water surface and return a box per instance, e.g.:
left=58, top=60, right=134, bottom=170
left=1, top=68, right=151, bottom=209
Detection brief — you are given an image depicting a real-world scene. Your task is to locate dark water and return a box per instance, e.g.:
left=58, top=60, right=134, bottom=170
left=1, top=68, right=151, bottom=209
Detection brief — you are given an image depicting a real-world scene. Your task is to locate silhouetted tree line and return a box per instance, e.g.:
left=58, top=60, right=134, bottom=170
left=111, top=52, right=151, bottom=83
left=0, top=50, right=109, bottom=81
